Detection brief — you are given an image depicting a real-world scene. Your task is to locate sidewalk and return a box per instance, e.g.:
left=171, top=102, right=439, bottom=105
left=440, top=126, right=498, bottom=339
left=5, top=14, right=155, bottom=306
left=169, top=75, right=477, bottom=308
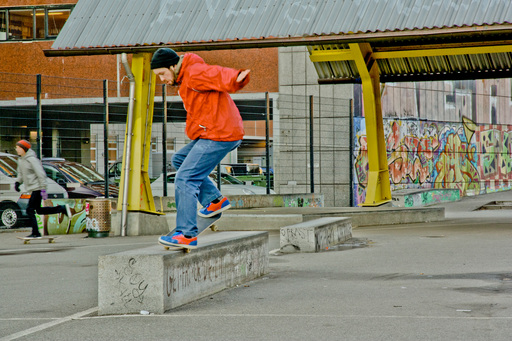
left=1, top=191, right=512, bottom=340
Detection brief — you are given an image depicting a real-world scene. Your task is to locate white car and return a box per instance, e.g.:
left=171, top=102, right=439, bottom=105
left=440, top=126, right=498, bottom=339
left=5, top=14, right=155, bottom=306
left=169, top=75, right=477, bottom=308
left=151, top=171, right=276, bottom=197
left=0, top=152, right=68, bottom=228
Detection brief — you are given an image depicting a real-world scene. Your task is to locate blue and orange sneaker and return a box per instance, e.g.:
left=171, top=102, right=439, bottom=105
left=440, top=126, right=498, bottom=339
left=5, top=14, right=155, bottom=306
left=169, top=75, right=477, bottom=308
left=198, top=197, right=231, bottom=218
left=159, top=232, right=197, bottom=249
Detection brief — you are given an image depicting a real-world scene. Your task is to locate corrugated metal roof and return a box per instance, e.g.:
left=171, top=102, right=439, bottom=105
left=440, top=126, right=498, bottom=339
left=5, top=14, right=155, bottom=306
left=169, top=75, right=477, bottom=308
left=309, top=43, right=512, bottom=83
left=51, top=0, right=512, bottom=51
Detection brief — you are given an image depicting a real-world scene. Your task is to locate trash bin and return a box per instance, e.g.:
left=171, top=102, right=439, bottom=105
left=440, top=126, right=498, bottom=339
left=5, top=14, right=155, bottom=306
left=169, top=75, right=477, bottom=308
left=85, top=198, right=111, bottom=238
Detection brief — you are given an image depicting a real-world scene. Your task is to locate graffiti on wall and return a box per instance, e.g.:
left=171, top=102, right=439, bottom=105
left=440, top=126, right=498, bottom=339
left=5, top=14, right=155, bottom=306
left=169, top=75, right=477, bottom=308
left=353, top=117, right=512, bottom=206
left=37, top=199, right=87, bottom=235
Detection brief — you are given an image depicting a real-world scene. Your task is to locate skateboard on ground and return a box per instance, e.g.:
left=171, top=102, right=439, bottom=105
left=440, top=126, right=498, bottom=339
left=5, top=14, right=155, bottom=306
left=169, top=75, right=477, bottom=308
left=17, top=236, right=60, bottom=244
left=159, top=213, right=222, bottom=253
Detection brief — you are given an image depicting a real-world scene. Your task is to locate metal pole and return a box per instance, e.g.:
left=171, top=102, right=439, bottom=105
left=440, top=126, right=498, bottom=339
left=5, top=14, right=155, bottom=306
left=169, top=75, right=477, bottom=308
left=120, top=53, right=136, bottom=237
left=349, top=99, right=354, bottom=207
left=217, top=163, right=221, bottom=190
left=162, top=84, right=168, bottom=197
left=265, top=92, right=271, bottom=194
left=309, top=95, right=314, bottom=194
left=103, top=80, right=110, bottom=198
left=36, top=74, right=42, bottom=159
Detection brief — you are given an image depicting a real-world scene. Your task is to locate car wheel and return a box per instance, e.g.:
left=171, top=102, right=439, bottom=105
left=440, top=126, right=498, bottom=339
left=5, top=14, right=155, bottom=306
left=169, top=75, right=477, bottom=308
left=0, top=203, right=22, bottom=228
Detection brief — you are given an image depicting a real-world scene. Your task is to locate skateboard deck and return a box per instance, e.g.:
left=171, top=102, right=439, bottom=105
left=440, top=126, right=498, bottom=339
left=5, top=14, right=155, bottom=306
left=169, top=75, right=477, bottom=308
left=159, top=213, right=222, bottom=252
left=17, top=236, right=59, bottom=244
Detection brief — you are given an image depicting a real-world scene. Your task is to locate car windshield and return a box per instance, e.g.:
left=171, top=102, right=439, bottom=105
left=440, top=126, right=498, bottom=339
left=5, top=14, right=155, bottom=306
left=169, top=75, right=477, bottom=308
left=164, top=172, right=245, bottom=185
left=210, top=172, right=245, bottom=185
left=0, top=155, right=18, bottom=177
left=57, top=163, right=105, bottom=183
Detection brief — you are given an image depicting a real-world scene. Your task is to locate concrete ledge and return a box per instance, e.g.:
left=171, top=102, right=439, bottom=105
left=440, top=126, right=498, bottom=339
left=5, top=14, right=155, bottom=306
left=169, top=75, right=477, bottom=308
left=153, top=193, right=324, bottom=212
left=280, top=217, right=352, bottom=253
left=98, top=231, right=268, bottom=315
left=299, top=207, right=445, bottom=227
left=164, top=213, right=304, bottom=232
left=392, top=188, right=460, bottom=208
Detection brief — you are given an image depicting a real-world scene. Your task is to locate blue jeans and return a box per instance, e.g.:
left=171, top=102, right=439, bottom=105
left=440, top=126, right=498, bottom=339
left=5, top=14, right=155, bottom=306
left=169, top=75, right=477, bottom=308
left=172, top=138, right=241, bottom=237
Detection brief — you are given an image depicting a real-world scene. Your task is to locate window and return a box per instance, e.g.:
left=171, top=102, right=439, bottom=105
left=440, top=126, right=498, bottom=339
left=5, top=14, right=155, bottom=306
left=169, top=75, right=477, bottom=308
left=0, top=11, right=6, bottom=40
left=43, top=165, right=66, bottom=184
left=35, top=9, right=45, bottom=39
left=0, top=5, right=73, bottom=41
left=47, top=9, right=71, bottom=37
left=9, top=9, right=33, bottom=40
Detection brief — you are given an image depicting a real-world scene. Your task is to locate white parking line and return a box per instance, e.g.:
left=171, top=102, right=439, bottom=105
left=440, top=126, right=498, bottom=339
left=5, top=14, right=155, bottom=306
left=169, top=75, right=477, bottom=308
left=0, top=307, right=98, bottom=341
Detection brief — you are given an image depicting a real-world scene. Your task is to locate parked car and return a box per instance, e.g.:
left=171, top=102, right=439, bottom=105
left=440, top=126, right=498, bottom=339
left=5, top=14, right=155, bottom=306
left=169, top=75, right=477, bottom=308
left=0, top=152, right=68, bottom=228
left=42, top=158, right=119, bottom=198
left=109, top=159, right=176, bottom=182
left=220, top=163, right=272, bottom=188
left=151, top=171, right=276, bottom=197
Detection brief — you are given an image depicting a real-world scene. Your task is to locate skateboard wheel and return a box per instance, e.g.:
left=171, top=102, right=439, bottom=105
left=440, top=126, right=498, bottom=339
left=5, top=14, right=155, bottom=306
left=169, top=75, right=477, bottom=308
left=184, top=248, right=191, bottom=253
left=210, top=224, right=218, bottom=232
left=164, top=247, right=169, bottom=250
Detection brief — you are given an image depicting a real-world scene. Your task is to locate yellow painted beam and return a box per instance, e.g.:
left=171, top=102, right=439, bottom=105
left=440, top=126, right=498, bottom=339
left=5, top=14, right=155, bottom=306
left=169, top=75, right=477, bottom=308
left=309, top=49, right=354, bottom=62
left=117, top=53, right=160, bottom=214
left=372, top=45, right=512, bottom=59
left=349, top=43, right=391, bottom=206
left=310, top=45, right=512, bottom=63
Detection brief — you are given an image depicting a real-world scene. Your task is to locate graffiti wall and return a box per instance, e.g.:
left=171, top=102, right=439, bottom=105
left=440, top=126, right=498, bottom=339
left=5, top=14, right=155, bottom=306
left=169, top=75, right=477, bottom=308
left=353, top=116, right=512, bottom=206
left=37, top=199, right=87, bottom=235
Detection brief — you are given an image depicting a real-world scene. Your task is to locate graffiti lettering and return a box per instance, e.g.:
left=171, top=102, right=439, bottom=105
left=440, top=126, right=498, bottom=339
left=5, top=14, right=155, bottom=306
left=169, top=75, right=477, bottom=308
left=354, top=117, right=512, bottom=205
left=113, top=258, right=148, bottom=308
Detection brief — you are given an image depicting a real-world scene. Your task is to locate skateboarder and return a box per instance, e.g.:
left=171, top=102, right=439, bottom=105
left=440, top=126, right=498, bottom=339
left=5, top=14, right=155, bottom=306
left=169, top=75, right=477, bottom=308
left=151, top=48, right=250, bottom=249
left=14, top=140, right=71, bottom=238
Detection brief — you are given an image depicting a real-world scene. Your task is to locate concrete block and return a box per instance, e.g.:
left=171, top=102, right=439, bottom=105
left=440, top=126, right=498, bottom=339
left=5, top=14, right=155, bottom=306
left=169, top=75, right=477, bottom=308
left=306, top=60, right=320, bottom=85
left=279, top=50, right=293, bottom=86
left=301, top=207, right=445, bottom=227
left=319, top=84, right=335, bottom=98
left=392, top=188, right=460, bottom=207
left=98, top=231, right=268, bottom=315
left=280, top=217, right=352, bottom=253
left=110, top=211, right=169, bottom=236
left=215, top=214, right=303, bottom=231
left=279, top=85, right=293, bottom=96
left=334, top=84, right=353, bottom=99
left=292, top=52, right=306, bottom=85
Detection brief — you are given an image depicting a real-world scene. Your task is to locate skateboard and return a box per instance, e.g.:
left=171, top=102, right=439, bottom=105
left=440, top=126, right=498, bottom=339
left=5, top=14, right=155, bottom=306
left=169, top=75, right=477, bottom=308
left=159, top=213, right=222, bottom=253
left=17, top=236, right=60, bottom=244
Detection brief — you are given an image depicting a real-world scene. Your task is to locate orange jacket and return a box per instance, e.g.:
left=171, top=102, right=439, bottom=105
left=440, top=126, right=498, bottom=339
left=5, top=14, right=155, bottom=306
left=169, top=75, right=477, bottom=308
left=176, top=53, right=249, bottom=141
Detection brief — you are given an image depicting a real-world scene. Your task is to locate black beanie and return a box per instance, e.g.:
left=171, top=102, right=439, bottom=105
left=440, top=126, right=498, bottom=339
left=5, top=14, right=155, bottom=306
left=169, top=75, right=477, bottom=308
left=151, top=48, right=180, bottom=70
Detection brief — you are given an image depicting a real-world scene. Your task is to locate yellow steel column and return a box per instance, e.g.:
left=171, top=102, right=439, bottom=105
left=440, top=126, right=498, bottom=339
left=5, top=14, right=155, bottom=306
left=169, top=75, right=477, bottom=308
left=117, top=53, right=158, bottom=213
left=349, top=43, right=391, bottom=206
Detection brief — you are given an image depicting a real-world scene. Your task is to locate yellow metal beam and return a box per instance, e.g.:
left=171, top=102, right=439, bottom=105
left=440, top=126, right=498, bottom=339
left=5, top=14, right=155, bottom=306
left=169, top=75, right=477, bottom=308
left=117, top=53, right=160, bottom=214
left=349, top=43, right=391, bottom=206
left=309, top=49, right=354, bottom=62
left=372, top=45, right=512, bottom=59
left=310, top=45, right=512, bottom=63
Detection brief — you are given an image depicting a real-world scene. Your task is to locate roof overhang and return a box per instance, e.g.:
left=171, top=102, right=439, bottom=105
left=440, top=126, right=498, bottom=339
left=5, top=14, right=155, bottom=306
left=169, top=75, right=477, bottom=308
left=44, top=24, right=512, bottom=83
left=44, top=24, right=512, bottom=56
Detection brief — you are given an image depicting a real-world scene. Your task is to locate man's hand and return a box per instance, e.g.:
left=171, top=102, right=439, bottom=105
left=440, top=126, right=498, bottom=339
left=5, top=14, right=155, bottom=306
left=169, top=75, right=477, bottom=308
left=237, top=69, right=250, bottom=83
left=41, top=189, right=48, bottom=201
left=14, top=182, right=20, bottom=192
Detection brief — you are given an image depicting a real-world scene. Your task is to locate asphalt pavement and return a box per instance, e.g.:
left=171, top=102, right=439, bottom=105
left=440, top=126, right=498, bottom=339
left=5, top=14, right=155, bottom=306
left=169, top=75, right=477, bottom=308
left=1, top=191, right=512, bottom=340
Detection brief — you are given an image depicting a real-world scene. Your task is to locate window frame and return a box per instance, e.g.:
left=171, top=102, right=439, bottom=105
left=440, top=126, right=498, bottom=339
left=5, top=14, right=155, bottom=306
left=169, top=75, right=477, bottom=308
left=0, top=5, right=74, bottom=42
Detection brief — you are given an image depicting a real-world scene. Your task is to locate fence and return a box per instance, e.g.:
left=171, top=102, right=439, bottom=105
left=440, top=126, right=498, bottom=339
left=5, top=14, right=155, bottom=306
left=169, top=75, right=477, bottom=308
left=0, top=72, right=276, bottom=198
left=2, top=72, right=512, bottom=207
